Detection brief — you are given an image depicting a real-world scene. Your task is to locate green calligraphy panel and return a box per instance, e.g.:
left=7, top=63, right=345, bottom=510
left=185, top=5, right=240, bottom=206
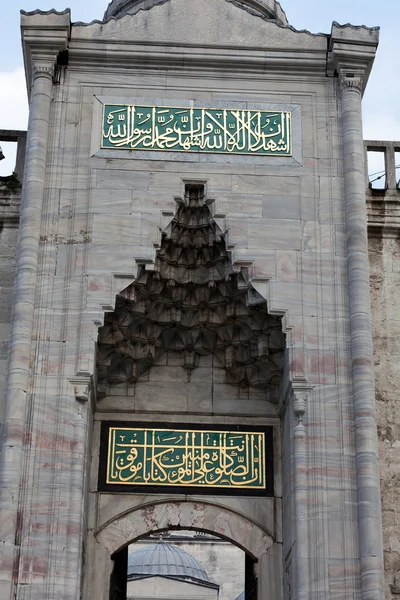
left=101, top=104, right=292, bottom=156
left=99, top=423, right=273, bottom=495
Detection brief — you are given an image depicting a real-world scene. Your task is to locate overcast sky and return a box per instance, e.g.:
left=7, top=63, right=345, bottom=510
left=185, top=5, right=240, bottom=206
left=0, top=0, right=398, bottom=176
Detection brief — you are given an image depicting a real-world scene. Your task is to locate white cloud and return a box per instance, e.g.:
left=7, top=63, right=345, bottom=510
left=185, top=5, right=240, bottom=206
left=0, top=68, right=29, bottom=176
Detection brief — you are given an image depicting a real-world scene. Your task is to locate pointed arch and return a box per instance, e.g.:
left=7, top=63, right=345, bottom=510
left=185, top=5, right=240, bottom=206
left=95, top=500, right=274, bottom=560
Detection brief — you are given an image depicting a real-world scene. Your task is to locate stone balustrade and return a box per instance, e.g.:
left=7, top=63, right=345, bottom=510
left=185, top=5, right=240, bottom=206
left=365, top=141, right=400, bottom=237
left=365, top=139, right=400, bottom=195
left=0, top=129, right=27, bottom=182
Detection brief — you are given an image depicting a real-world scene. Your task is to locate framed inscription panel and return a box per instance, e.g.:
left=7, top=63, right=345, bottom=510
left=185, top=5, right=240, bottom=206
left=101, top=104, right=292, bottom=156
left=99, top=422, right=274, bottom=496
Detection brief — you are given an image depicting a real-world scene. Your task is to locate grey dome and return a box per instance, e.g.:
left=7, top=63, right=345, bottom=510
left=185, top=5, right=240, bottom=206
left=104, top=0, right=169, bottom=20
left=128, top=542, right=209, bottom=583
left=104, top=0, right=288, bottom=25
left=235, top=593, right=245, bottom=600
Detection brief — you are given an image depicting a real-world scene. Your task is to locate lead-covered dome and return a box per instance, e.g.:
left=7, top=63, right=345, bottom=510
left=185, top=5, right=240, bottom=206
left=128, top=543, right=210, bottom=583
left=104, top=0, right=288, bottom=25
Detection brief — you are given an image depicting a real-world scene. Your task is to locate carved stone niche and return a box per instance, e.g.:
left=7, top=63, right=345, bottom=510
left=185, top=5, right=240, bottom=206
left=96, top=184, right=285, bottom=395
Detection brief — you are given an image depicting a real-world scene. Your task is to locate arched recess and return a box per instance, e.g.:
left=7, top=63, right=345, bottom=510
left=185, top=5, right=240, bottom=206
left=84, top=184, right=290, bottom=600
left=96, top=183, right=286, bottom=401
left=86, top=500, right=282, bottom=600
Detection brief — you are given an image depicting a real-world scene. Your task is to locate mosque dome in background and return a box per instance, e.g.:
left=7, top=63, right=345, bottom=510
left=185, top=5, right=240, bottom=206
left=128, top=542, right=210, bottom=584
left=104, top=0, right=288, bottom=25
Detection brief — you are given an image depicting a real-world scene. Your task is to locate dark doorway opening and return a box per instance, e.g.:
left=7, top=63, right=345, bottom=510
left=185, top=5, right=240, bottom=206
left=109, top=530, right=257, bottom=600
left=110, top=546, right=128, bottom=600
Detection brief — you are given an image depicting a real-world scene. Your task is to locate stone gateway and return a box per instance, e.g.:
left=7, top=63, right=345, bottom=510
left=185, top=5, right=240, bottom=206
left=0, top=0, right=397, bottom=599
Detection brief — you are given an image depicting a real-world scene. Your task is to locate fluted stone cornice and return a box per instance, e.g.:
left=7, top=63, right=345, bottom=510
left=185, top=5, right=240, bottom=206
left=70, top=0, right=327, bottom=78
left=20, top=9, right=71, bottom=96
left=328, top=22, right=379, bottom=94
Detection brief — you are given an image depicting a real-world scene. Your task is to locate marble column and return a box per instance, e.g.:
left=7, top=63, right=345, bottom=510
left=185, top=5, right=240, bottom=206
left=340, top=73, right=384, bottom=599
left=292, top=389, right=309, bottom=600
left=0, top=61, right=54, bottom=599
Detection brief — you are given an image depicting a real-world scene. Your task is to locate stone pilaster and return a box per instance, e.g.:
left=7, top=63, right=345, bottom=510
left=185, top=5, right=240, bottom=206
left=0, top=12, right=70, bottom=600
left=330, top=23, right=384, bottom=600
left=292, top=386, right=311, bottom=600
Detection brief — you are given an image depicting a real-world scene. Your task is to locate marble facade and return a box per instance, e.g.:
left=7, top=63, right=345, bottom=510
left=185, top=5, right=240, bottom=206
left=0, top=1, right=394, bottom=599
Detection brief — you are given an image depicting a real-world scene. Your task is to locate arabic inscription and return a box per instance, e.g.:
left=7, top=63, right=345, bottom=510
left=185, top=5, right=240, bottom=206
left=105, top=427, right=267, bottom=489
left=101, top=104, right=292, bottom=156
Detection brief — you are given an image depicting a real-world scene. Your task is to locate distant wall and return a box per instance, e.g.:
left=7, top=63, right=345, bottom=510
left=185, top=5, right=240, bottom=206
left=369, top=233, right=400, bottom=599
left=0, top=192, right=20, bottom=434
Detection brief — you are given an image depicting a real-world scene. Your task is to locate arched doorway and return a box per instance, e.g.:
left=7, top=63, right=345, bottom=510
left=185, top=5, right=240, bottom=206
left=86, top=184, right=286, bottom=600
left=85, top=501, right=280, bottom=600
left=121, top=530, right=254, bottom=600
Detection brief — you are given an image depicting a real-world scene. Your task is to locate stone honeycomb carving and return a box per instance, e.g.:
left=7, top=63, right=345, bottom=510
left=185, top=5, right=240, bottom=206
left=97, top=185, right=285, bottom=389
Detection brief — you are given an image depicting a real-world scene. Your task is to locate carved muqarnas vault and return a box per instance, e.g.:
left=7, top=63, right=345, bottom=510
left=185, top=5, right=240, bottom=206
left=97, top=185, right=285, bottom=394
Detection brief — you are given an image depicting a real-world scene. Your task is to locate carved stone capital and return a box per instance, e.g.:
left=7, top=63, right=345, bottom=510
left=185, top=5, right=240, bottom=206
left=328, top=23, right=379, bottom=96
left=292, top=385, right=313, bottom=423
left=70, top=376, right=92, bottom=402
left=21, top=10, right=70, bottom=94
left=339, top=74, right=363, bottom=94
left=32, top=62, right=55, bottom=81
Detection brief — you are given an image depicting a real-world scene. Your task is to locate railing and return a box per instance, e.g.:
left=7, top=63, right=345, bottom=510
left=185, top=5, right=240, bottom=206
left=0, top=130, right=26, bottom=223
left=0, top=129, right=27, bottom=182
left=365, top=141, right=400, bottom=236
left=364, top=140, right=400, bottom=197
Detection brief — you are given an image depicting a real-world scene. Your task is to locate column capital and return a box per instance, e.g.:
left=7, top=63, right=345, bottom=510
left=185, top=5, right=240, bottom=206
left=32, top=61, right=55, bottom=81
left=20, top=9, right=70, bottom=95
left=292, top=385, right=313, bottom=422
left=328, top=22, right=379, bottom=96
left=70, top=375, right=92, bottom=402
left=339, top=72, right=364, bottom=94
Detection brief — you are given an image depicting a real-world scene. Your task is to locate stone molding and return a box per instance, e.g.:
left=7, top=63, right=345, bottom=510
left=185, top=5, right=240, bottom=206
left=72, top=0, right=327, bottom=78
left=69, top=41, right=327, bottom=78
left=292, top=386, right=312, bottom=423
left=91, top=96, right=303, bottom=168
left=70, top=375, right=92, bottom=402
left=339, top=74, right=363, bottom=93
left=328, top=23, right=379, bottom=94
left=21, top=9, right=70, bottom=95
left=95, top=500, right=274, bottom=559
left=32, top=62, right=55, bottom=80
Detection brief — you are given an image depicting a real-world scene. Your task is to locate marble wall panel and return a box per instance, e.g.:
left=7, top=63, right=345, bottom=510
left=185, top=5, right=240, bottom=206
left=0, top=221, right=19, bottom=430
left=92, top=213, right=142, bottom=245
left=369, top=235, right=400, bottom=596
left=263, top=194, right=301, bottom=220
left=6, top=11, right=368, bottom=599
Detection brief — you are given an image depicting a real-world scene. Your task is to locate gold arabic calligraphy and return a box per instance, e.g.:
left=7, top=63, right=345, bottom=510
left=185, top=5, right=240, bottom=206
left=101, top=105, right=292, bottom=156
left=107, top=428, right=266, bottom=489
